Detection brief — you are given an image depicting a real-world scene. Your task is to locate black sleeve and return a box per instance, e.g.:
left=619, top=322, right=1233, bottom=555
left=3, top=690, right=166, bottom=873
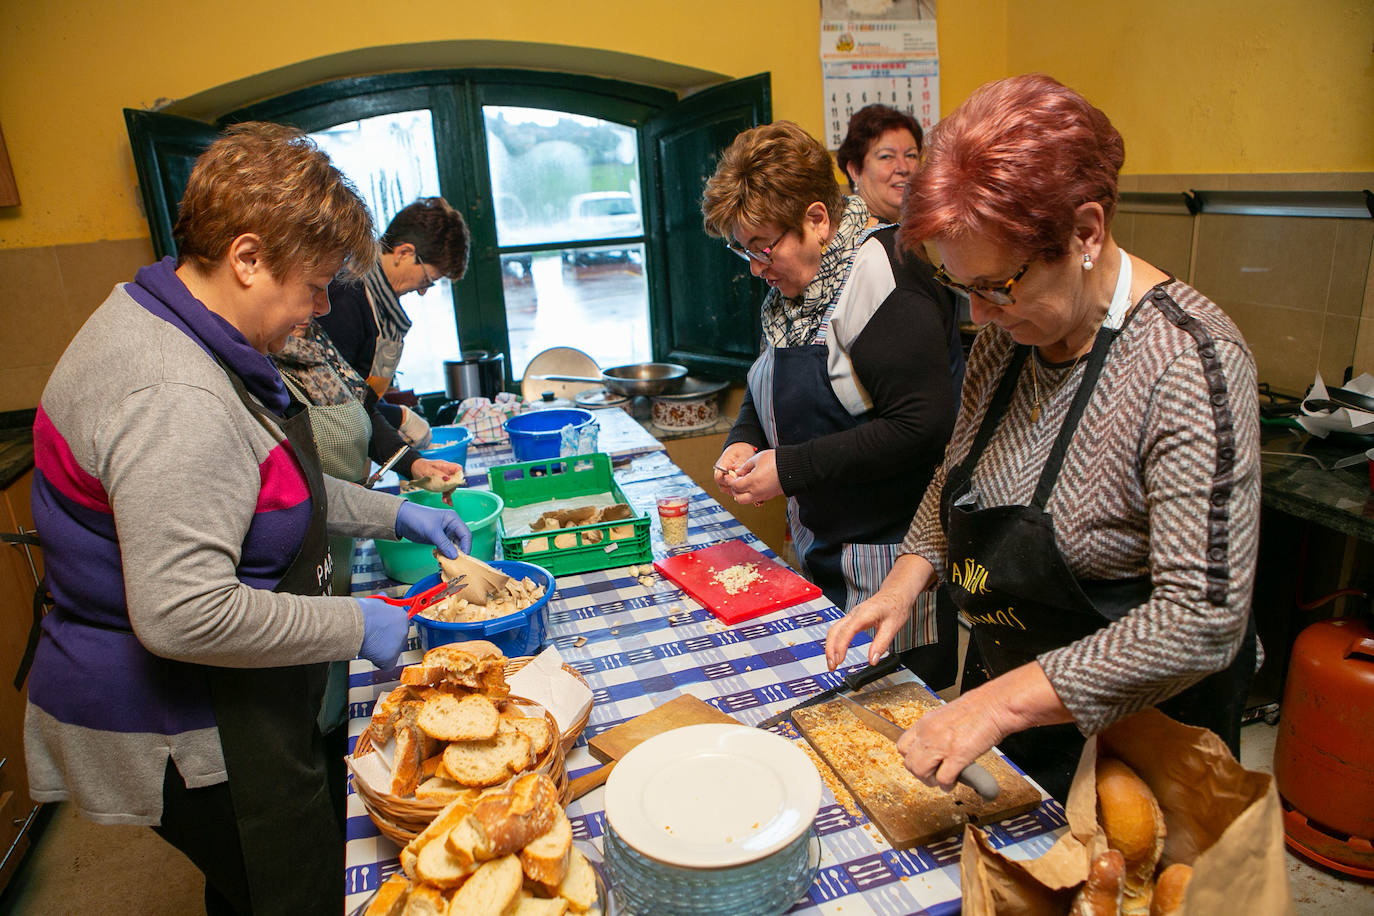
left=318, top=280, right=374, bottom=381
left=374, top=399, right=405, bottom=429
left=365, top=388, right=422, bottom=478
left=773, top=280, right=957, bottom=496
left=724, top=382, right=769, bottom=450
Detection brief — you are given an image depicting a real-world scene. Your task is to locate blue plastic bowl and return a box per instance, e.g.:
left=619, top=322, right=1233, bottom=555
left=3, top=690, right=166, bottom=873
left=404, top=560, right=555, bottom=656
left=420, top=425, right=473, bottom=465
left=503, top=409, right=596, bottom=461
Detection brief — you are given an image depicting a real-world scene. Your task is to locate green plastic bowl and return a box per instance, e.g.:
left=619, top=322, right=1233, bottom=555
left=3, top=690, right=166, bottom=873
left=374, top=488, right=505, bottom=583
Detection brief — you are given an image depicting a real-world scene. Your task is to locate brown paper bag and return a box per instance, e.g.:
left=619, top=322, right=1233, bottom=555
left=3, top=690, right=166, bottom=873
left=960, top=708, right=1294, bottom=915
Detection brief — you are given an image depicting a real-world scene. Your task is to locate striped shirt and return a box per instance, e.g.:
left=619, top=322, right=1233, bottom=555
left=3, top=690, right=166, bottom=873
left=903, top=278, right=1260, bottom=734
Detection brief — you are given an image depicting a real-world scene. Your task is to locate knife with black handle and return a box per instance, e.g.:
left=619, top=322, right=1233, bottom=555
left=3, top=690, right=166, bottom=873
left=754, top=652, right=904, bottom=731
left=835, top=693, right=1001, bottom=802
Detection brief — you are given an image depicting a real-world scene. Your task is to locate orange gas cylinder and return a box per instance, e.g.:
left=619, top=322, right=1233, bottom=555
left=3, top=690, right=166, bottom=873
left=1273, top=616, right=1374, bottom=878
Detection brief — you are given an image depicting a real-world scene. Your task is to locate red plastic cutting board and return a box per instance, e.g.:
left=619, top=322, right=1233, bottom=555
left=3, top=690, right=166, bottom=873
left=653, top=539, right=822, bottom=624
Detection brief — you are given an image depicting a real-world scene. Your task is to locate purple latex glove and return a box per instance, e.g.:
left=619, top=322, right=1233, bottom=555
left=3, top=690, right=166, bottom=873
left=357, top=598, right=408, bottom=669
left=395, top=500, right=472, bottom=558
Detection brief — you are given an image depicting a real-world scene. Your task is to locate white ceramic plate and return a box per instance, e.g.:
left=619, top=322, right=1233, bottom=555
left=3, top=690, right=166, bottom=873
left=604, top=722, right=821, bottom=868
left=521, top=347, right=602, bottom=402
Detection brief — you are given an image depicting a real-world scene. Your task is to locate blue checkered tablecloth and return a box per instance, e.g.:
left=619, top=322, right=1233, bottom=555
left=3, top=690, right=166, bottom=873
left=342, top=454, right=1067, bottom=914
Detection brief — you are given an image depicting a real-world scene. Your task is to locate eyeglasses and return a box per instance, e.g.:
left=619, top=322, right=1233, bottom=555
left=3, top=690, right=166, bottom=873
left=725, top=228, right=790, bottom=266
left=413, top=251, right=439, bottom=294
left=932, top=262, right=1031, bottom=306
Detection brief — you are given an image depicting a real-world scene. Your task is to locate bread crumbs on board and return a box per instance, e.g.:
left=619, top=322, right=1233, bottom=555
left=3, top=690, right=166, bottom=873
left=795, top=739, right=859, bottom=817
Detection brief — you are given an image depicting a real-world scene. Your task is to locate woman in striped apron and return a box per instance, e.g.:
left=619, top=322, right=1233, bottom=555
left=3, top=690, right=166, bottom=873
left=701, top=121, right=965, bottom=688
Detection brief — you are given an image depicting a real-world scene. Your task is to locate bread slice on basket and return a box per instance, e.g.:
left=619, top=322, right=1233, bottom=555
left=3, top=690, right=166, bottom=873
left=503, top=711, right=554, bottom=758
left=402, top=641, right=509, bottom=697
left=510, top=895, right=569, bottom=915
left=402, top=798, right=476, bottom=880
left=1096, top=757, right=1166, bottom=916
left=553, top=847, right=597, bottom=913
left=363, top=873, right=410, bottom=916
left=446, top=854, right=523, bottom=916
left=519, top=806, right=572, bottom=886
left=441, top=721, right=533, bottom=788
left=419, top=692, right=500, bottom=742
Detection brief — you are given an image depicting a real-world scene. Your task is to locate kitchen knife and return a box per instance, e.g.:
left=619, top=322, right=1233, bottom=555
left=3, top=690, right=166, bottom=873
left=835, top=693, right=1000, bottom=802
left=754, top=652, right=904, bottom=730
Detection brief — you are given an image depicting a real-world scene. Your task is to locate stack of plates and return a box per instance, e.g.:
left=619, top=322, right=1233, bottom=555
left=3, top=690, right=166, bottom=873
left=602, top=723, right=822, bottom=915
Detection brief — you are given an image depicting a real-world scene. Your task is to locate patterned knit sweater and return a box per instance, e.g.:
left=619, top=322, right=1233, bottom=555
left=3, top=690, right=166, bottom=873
left=902, top=279, right=1260, bottom=734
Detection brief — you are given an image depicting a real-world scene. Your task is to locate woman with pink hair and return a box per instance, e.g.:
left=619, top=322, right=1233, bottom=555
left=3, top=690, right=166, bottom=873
left=825, top=75, right=1260, bottom=800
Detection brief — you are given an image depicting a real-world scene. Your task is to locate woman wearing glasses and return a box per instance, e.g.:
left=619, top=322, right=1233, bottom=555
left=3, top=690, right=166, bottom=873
left=702, top=120, right=965, bottom=688
left=825, top=74, right=1260, bottom=801
left=317, top=196, right=470, bottom=449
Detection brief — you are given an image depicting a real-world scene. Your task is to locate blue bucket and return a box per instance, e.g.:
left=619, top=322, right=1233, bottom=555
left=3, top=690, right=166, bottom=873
left=503, top=409, right=596, bottom=461
left=404, top=560, right=555, bottom=656
left=420, top=425, right=473, bottom=464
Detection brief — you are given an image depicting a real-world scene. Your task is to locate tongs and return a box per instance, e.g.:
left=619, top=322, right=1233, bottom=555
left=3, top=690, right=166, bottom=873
left=375, top=575, right=467, bottom=618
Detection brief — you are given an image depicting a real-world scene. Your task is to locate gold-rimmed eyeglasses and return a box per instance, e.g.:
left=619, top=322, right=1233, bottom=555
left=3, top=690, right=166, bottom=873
left=725, top=228, right=790, bottom=266
left=933, top=261, right=1030, bottom=306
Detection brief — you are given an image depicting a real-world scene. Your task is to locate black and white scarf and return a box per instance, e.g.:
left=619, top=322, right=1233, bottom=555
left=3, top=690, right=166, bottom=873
left=363, top=261, right=411, bottom=354
left=761, top=195, right=871, bottom=348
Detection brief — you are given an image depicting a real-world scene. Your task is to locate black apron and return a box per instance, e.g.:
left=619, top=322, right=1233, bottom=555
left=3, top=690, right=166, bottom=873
left=209, top=371, right=341, bottom=915
left=941, top=296, right=1255, bottom=800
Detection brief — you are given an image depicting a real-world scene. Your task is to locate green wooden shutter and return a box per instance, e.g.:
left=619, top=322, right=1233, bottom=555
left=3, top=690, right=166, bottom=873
left=642, top=74, right=771, bottom=381
left=124, top=110, right=221, bottom=259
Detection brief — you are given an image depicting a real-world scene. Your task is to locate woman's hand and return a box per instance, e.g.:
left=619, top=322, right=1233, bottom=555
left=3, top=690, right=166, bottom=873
left=723, top=449, right=782, bottom=506
left=395, top=501, right=472, bottom=557
left=825, top=553, right=936, bottom=668
left=409, top=457, right=462, bottom=483
left=713, top=442, right=759, bottom=491
left=895, top=663, right=1073, bottom=791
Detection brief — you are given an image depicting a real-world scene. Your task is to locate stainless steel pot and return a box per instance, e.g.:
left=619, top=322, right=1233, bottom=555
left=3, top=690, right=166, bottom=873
left=444, top=351, right=505, bottom=400
left=531, top=362, right=688, bottom=398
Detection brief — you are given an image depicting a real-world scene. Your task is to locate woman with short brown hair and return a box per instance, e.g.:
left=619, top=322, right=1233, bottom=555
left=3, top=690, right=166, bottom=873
left=825, top=74, right=1260, bottom=801
left=27, top=122, right=470, bottom=914
left=835, top=104, right=923, bottom=224
left=704, top=120, right=964, bottom=688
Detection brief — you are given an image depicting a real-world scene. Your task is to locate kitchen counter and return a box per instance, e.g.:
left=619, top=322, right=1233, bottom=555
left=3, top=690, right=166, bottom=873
left=1259, top=425, right=1374, bottom=543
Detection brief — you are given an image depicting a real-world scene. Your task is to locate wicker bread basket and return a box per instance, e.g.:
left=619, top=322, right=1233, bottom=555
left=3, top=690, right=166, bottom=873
left=503, top=656, right=592, bottom=754
left=347, top=658, right=590, bottom=844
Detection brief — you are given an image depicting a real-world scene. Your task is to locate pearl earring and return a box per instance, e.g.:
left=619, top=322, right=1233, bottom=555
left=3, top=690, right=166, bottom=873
left=1082, top=253, right=1094, bottom=271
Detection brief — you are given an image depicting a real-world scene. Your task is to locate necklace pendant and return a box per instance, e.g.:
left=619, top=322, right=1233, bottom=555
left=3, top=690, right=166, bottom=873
left=1031, top=403, right=1041, bottom=423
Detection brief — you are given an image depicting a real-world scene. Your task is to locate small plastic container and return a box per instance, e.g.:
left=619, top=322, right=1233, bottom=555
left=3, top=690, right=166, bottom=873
left=419, top=425, right=473, bottom=465
left=403, top=560, right=555, bottom=656
left=374, top=487, right=504, bottom=583
left=656, top=486, right=691, bottom=546
left=504, top=409, right=597, bottom=461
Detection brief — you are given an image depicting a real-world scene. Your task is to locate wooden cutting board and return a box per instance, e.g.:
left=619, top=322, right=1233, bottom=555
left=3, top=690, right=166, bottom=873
left=654, top=539, right=822, bottom=624
left=791, top=681, right=1043, bottom=848
left=570, top=694, right=738, bottom=798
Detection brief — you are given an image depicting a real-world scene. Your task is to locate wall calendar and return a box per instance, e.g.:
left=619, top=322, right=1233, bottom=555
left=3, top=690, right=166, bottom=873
left=819, top=0, right=940, bottom=150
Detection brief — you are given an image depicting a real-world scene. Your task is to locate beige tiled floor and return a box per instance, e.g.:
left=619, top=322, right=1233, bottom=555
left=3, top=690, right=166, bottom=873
left=3, top=718, right=1369, bottom=914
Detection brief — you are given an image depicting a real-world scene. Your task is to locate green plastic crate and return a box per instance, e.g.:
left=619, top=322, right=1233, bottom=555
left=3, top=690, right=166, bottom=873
left=489, top=452, right=652, bottom=575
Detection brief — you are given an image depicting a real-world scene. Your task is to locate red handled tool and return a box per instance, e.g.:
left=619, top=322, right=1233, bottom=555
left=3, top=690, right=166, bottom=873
left=375, top=576, right=467, bottom=619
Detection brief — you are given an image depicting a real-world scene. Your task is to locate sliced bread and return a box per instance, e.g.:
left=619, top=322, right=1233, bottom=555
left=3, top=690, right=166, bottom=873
left=445, top=854, right=523, bottom=916
left=401, top=884, right=446, bottom=916
left=390, top=724, right=426, bottom=797
left=401, top=798, right=474, bottom=880
left=556, top=847, right=597, bottom=913
left=519, top=806, right=572, bottom=886
left=363, top=872, right=409, bottom=916
left=415, top=831, right=480, bottom=889
left=419, top=692, right=501, bottom=743
left=441, top=722, right=533, bottom=788
left=503, top=713, right=554, bottom=758
left=510, top=894, right=570, bottom=916
left=473, top=772, right=560, bottom=858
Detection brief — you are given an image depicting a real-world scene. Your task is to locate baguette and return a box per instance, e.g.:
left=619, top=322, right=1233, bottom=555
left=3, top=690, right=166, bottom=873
left=1069, top=849, right=1125, bottom=916
left=519, top=806, right=572, bottom=886
left=446, top=854, right=523, bottom=916
left=1150, top=863, right=1193, bottom=916
left=391, top=724, right=426, bottom=797
left=363, top=873, right=409, bottom=916
left=1097, top=758, right=1165, bottom=916
left=472, top=772, right=560, bottom=858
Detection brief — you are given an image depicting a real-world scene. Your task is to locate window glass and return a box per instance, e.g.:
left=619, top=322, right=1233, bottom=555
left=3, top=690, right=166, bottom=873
left=310, top=110, right=457, bottom=396
left=484, top=106, right=650, bottom=377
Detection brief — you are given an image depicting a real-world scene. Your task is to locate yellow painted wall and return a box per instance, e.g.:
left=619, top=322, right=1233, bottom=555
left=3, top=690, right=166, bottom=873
left=0, top=0, right=1369, bottom=251
left=1005, top=0, right=1374, bottom=175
